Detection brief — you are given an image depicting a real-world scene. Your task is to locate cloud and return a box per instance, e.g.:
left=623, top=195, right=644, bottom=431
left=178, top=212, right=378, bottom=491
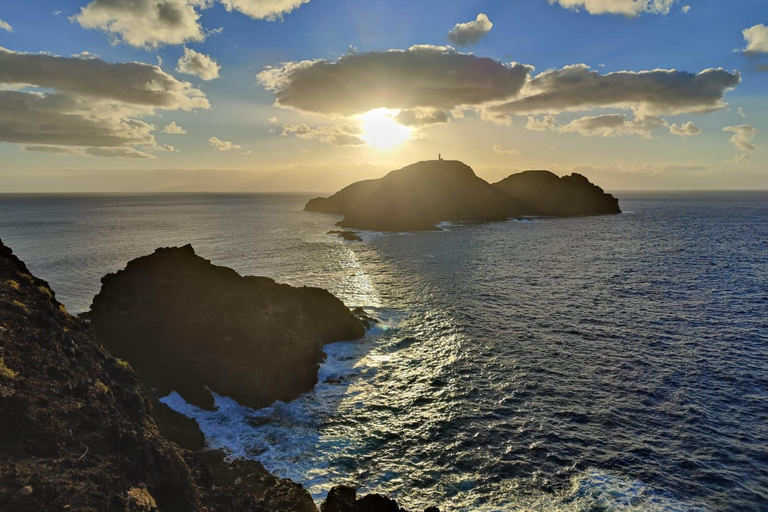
left=0, top=19, right=12, bottom=32
left=73, top=0, right=206, bottom=48
left=0, top=47, right=208, bottom=154
left=492, top=144, right=521, bottom=155
left=163, top=121, right=187, bottom=134
left=21, top=145, right=155, bottom=158
left=176, top=47, right=220, bottom=80
left=547, top=0, right=675, bottom=16
left=743, top=24, right=768, bottom=54
left=257, top=45, right=533, bottom=117
left=559, top=114, right=667, bottom=138
left=733, top=153, right=752, bottom=164
left=0, top=47, right=209, bottom=110
left=491, top=64, right=740, bottom=117
left=526, top=115, right=557, bottom=131
left=217, top=0, right=311, bottom=20
left=268, top=116, right=278, bottom=123
left=681, top=5, right=690, bottom=13
left=281, top=123, right=365, bottom=146
left=448, top=13, right=493, bottom=46
left=394, top=109, right=450, bottom=126
left=723, top=125, right=757, bottom=152
left=668, top=121, right=700, bottom=136
left=209, top=136, right=241, bottom=150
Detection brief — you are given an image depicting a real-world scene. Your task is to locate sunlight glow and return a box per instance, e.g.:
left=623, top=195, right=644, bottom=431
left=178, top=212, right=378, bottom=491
left=359, top=109, right=411, bottom=151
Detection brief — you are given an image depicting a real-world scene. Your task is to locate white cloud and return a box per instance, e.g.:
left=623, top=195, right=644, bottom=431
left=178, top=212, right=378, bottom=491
left=448, top=13, right=493, bottom=46
left=526, top=115, right=557, bottom=131
left=163, top=121, right=187, bottom=134
left=257, top=46, right=533, bottom=117
left=668, top=121, right=700, bottom=136
left=743, top=24, right=768, bottom=54
left=282, top=123, right=365, bottom=146
left=559, top=114, right=667, bottom=138
left=492, top=144, right=521, bottom=155
left=73, top=0, right=206, bottom=48
left=209, top=136, right=241, bottom=150
left=0, top=47, right=208, bottom=155
left=733, top=153, right=752, bottom=164
left=547, top=0, right=675, bottom=17
left=0, top=19, right=12, bottom=32
left=681, top=5, right=690, bottom=13
left=268, top=116, right=278, bottom=123
left=491, top=64, right=740, bottom=117
left=723, top=125, right=757, bottom=152
left=176, top=47, right=220, bottom=80
left=217, top=0, right=311, bottom=20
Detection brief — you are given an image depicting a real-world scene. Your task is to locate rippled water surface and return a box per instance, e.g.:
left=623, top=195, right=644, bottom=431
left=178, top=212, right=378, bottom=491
left=1, top=191, right=766, bottom=511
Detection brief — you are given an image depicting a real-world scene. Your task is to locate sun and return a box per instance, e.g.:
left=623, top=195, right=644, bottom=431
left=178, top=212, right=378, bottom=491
left=359, top=108, right=411, bottom=150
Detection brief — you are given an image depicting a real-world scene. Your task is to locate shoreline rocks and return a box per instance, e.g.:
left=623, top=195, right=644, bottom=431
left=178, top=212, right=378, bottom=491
left=88, top=244, right=365, bottom=411
left=0, top=239, right=439, bottom=512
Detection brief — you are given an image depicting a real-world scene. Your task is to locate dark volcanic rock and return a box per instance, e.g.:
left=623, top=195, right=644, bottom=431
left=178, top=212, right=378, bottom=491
left=0, top=239, right=317, bottom=512
left=328, top=230, right=364, bottom=242
left=322, top=486, right=440, bottom=512
left=88, top=244, right=365, bottom=410
left=493, top=170, right=621, bottom=216
left=307, top=160, right=532, bottom=231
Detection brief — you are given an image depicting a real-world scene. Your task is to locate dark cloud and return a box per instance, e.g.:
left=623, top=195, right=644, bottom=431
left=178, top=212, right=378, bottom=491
left=394, top=109, right=450, bottom=126
left=448, top=13, right=493, bottom=47
left=0, top=47, right=208, bottom=155
left=258, top=46, right=533, bottom=116
left=491, top=64, right=741, bottom=116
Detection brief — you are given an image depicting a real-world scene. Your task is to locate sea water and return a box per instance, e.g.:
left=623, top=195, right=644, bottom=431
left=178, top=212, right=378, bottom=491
left=1, top=191, right=766, bottom=511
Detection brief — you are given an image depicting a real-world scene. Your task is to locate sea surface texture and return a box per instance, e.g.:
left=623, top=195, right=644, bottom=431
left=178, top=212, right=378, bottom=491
left=1, top=191, right=766, bottom=512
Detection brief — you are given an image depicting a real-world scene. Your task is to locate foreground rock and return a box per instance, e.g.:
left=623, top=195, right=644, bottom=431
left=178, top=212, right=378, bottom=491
left=493, top=170, right=621, bottom=216
left=306, top=160, right=620, bottom=231
left=322, top=486, right=439, bottom=512
left=306, top=160, right=532, bottom=231
left=0, top=239, right=317, bottom=512
left=88, top=244, right=365, bottom=411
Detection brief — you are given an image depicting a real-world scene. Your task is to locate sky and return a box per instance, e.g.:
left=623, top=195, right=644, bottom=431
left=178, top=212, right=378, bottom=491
left=0, top=0, right=767, bottom=192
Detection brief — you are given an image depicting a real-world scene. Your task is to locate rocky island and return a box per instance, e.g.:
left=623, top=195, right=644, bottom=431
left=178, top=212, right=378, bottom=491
left=0, top=240, right=437, bottom=512
left=305, top=160, right=620, bottom=231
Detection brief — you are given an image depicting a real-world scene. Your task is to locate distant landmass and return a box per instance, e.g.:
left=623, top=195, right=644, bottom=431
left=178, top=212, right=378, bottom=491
left=306, top=160, right=620, bottom=231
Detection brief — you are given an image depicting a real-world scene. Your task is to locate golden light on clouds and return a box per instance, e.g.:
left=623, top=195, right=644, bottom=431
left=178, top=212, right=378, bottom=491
left=359, top=109, right=412, bottom=151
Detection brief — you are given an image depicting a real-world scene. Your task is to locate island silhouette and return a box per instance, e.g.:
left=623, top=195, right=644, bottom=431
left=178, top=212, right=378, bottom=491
left=305, top=160, right=620, bottom=231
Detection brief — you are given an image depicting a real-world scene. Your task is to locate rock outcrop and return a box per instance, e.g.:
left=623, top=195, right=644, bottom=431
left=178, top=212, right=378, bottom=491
left=88, top=244, right=366, bottom=411
left=306, top=160, right=532, bottom=231
left=493, top=170, right=621, bottom=216
left=0, top=239, right=317, bottom=512
left=306, top=161, right=620, bottom=231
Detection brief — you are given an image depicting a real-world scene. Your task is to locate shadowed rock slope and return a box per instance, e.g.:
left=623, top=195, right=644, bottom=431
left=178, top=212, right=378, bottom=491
left=493, top=170, right=621, bottom=216
left=88, top=244, right=366, bottom=411
left=0, top=239, right=316, bottom=512
left=306, top=160, right=532, bottom=231
left=306, top=161, right=620, bottom=231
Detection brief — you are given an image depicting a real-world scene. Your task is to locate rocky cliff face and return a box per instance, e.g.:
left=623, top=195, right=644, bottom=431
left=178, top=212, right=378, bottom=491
left=307, top=160, right=532, bottom=231
left=0, top=239, right=440, bottom=512
left=305, top=161, right=620, bottom=231
left=493, top=170, right=621, bottom=216
left=88, top=244, right=366, bottom=411
left=0, top=239, right=316, bottom=512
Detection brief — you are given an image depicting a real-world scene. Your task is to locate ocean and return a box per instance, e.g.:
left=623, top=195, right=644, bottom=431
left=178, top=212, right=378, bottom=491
left=0, top=191, right=766, bottom=512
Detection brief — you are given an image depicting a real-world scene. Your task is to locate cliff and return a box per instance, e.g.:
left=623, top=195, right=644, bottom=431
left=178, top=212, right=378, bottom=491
left=306, top=160, right=532, bottom=231
left=493, top=170, right=621, bottom=216
left=88, top=245, right=366, bottom=411
left=0, top=239, right=440, bottom=512
left=0, top=239, right=316, bottom=512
